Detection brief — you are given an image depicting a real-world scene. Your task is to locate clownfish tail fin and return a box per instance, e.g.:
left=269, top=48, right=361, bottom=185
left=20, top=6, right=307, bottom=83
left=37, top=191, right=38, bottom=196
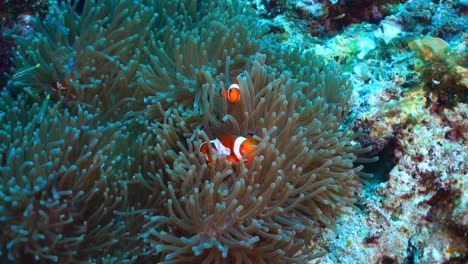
left=200, top=142, right=208, bottom=153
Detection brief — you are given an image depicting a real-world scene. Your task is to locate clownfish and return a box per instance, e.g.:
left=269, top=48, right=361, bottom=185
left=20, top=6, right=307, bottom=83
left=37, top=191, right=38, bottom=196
left=52, top=79, right=70, bottom=93
left=200, top=134, right=258, bottom=165
left=220, top=77, right=241, bottom=103
left=51, top=75, right=78, bottom=100
left=51, top=57, right=77, bottom=100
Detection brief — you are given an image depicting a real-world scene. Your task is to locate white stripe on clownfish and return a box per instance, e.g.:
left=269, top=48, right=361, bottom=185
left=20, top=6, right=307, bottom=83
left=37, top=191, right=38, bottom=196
left=233, top=136, right=247, bottom=160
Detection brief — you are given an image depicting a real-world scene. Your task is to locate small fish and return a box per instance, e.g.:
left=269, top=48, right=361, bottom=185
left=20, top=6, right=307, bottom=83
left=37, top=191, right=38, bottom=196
left=12, top=63, right=40, bottom=81
left=221, top=77, right=241, bottom=103
left=51, top=71, right=78, bottom=100
left=200, top=134, right=258, bottom=165
left=52, top=79, right=70, bottom=93
left=36, top=93, right=50, bottom=124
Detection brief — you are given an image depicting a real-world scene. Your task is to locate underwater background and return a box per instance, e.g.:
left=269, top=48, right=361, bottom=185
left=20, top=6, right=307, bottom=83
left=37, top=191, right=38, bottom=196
left=0, top=0, right=466, bottom=263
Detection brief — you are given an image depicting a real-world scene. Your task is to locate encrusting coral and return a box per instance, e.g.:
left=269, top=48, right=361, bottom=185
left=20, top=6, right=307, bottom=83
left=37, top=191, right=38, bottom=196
left=1, top=0, right=373, bottom=263
left=407, top=36, right=468, bottom=105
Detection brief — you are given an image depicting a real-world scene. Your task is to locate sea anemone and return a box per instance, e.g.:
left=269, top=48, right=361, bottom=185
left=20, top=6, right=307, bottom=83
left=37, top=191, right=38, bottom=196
left=2, top=0, right=372, bottom=262
left=135, top=51, right=366, bottom=262
left=0, top=92, right=131, bottom=263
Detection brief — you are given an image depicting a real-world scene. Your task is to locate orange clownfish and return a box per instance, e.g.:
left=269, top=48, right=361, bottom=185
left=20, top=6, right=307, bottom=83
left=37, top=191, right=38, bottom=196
left=51, top=76, right=78, bottom=100
left=200, top=134, right=258, bottom=165
left=52, top=79, right=70, bottom=93
left=221, top=78, right=241, bottom=103
left=221, top=56, right=243, bottom=103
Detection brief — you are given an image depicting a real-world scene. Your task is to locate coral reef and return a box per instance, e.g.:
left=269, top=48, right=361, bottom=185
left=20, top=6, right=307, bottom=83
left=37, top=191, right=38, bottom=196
left=249, top=0, right=405, bottom=37
left=246, top=0, right=467, bottom=262
left=1, top=0, right=371, bottom=262
left=318, top=100, right=467, bottom=263
left=335, top=29, right=467, bottom=262
left=398, top=0, right=468, bottom=39
left=407, top=36, right=468, bottom=105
